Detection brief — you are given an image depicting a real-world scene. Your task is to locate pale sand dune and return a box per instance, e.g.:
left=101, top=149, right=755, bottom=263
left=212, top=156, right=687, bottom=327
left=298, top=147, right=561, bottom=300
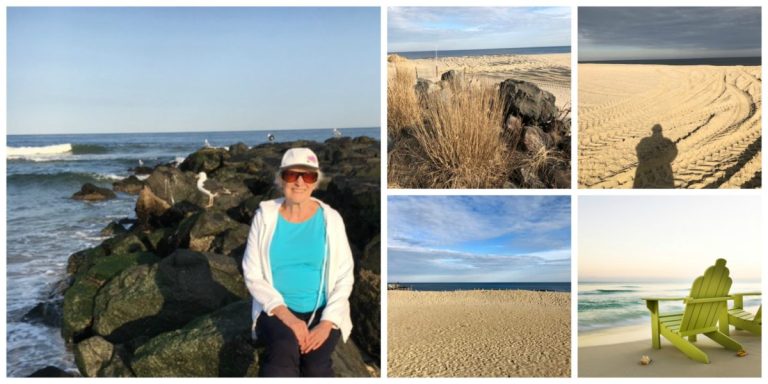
left=579, top=324, right=761, bottom=377
left=388, top=290, right=570, bottom=377
left=388, top=53, right=571, bottom=110
left=579, top=64, right=761, bottom=188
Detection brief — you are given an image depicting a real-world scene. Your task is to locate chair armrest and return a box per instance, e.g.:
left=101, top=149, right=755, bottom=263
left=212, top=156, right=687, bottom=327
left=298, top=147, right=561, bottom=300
left=685, top=296, right=730, bottom=304
left=644, top=297, right=685, bottom=316
left=642, top=297, right=686, bottom=302
left=729, top=292, right=761, bottom=310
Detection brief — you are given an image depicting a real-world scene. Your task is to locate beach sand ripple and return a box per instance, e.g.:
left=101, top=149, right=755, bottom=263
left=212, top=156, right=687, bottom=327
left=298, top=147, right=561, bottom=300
left=388, top=290, right=571, bottom=377
left=579, top=64, right=761, bottom=188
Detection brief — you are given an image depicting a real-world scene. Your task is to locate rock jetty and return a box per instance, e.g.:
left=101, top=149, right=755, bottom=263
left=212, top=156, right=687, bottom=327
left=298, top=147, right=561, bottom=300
left=55, top=137, right=380, bottom=377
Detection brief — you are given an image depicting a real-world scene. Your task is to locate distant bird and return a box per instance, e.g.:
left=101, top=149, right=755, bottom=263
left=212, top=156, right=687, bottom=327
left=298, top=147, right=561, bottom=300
left=333, top=128, right=342, bottom=138
left=138, top=159, right=144, bottom=166
left=267, top=133, right=275, bottom=143
left=204, top=139, right=212, bottom=148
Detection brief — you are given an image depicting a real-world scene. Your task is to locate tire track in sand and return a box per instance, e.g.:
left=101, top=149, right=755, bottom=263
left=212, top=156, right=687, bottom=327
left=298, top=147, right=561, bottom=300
left=579, top=64, right=761, bottom=188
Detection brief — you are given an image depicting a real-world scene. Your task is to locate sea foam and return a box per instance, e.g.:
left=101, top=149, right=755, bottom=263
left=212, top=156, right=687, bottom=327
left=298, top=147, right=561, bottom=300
left=7, top=143, right=73, bottom=158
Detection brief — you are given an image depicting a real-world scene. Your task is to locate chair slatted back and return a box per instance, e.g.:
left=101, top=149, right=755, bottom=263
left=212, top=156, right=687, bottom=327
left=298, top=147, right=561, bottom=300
left=679, top=259, right=732, bottom=335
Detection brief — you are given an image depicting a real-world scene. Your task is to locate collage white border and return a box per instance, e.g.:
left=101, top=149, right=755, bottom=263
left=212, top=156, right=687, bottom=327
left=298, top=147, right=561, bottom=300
left=1, top=0, right=766, bottom=382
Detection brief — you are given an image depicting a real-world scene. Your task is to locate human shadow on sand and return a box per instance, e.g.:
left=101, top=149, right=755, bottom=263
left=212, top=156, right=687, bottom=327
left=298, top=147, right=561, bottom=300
left=633, top=124, right=677, bottom=188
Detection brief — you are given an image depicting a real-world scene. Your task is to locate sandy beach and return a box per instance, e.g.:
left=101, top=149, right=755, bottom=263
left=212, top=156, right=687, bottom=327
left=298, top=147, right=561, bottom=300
left=388, top=290, right=570, bottom=377
left=579, top=64, right=761, bottom=188
left=389, top=53, right=571, bottom=109
left=579, top=324, right=761, bottom=377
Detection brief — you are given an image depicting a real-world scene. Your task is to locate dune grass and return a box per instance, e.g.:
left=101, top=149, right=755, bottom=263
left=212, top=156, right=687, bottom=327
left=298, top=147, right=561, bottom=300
left=388, top=64, right=570, bottom=188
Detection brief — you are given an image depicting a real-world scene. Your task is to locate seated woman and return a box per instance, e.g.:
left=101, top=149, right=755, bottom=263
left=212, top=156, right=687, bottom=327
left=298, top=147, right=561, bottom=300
left=242, top=147, right=354, bottom=377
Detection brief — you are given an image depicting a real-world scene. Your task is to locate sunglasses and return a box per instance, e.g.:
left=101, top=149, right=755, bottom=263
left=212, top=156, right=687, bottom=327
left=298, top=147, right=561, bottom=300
left=281, top=170, right=319, bottom=184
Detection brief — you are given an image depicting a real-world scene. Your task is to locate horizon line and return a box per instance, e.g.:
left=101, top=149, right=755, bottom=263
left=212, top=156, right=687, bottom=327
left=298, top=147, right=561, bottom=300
left=389, top=44, right=570, bottom=54
left=388, top=281, right=571, bottom=284
left=579, top=56, right=761, bottom=64
left=7, top=126, right=380, bottom=137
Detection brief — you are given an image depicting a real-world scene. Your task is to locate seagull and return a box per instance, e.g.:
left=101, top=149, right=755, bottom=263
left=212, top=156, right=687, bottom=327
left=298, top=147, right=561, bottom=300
left=267, top=133, right=275, bottom=143
left=138, top=159, right=144, bottom=166
left=204, top=139, right=212, bottom=148
left=196, top=172, right=215, bottom=208
left=196, top=172, right=232, bottom=208
left=333, top=128, right=342, bottom=138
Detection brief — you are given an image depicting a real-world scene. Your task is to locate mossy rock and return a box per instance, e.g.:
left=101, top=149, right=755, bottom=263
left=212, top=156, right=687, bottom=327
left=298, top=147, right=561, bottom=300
left=67, top=246, right=108, bottom=277
left=131, top=301, right=258, bottom=377
left=62, top=252, right=159, bottom=341
left=103, top=233, right=147, bottom=256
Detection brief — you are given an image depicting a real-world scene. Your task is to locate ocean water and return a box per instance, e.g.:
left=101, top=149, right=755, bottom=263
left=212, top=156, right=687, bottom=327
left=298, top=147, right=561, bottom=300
left=579, top=57, right=761, bottom=66
left=578, top=281, right=763, bottom=333
left=390, top=45, right=571, bottom=60
left=5, top=127, right=379, bottom=377
left=390, top=282, right=570, bottom=293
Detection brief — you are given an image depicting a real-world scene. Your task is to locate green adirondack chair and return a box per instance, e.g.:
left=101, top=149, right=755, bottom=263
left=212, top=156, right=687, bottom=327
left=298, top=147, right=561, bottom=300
left=721, top=292, right=762, bottom=336
left=643, top=259, right=743, bottom=364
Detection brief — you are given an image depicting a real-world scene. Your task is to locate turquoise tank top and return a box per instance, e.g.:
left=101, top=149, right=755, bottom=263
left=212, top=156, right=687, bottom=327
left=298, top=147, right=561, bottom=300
left=269, top=207, right=327, bottom=313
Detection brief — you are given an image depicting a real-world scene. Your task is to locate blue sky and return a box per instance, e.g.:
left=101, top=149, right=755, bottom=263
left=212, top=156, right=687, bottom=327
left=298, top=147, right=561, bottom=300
left=388, top=196, right=571, bottom=283
left=388, top=7, right=571, bottom=52
left=7, top=7, right=380, bottom=135
left=580, top=196, right=762, bottom=282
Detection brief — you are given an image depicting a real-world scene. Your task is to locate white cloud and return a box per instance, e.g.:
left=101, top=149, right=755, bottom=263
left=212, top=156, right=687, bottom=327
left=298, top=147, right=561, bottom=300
left=388, top=196, right=570, bottom=248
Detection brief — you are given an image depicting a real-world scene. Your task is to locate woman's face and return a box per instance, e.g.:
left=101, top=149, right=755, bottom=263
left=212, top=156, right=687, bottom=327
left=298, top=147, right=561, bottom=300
left=281, top=166, right=318, bottom=205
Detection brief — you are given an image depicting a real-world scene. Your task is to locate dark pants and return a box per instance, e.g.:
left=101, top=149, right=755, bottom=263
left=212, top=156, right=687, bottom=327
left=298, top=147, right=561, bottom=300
left=256, top=308, right=341, bottom=377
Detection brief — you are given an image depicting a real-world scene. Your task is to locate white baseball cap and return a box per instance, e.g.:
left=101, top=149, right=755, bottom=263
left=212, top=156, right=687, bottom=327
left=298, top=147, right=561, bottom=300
left=280, top=147, right=320, bottom=169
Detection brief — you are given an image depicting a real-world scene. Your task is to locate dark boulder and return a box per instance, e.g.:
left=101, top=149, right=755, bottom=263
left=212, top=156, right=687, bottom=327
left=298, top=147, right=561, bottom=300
left=72, top=183, right=116, bottom=201
left=319, top=177, right=380, bottom=255
left=156, top=201, right=202, bottom=229
left=360, top=235, right=381, bottom=273
left=27, top=366, right=77, bottom=377
left=499, top=79, right=558, bottom=127
left=179, top=147, right=229, bottom=174
left=229, top=195, right=266, bottom=225
left=187, top=211, right=242, bottom=252
left=67, top=246, right=108, bottom=277
left=350, top=269, right=380, bottom=362
left=130, top=300, right=259, bottom=377
left=91, top=250, right=247, bottom=343
left=102, top=233, right=147, bottom=256
left=330, top=338, right=373, bottom=377
left=523, top=125, right=553, bottom=153
left=142, top=166, right=201, bottom=208
left=22, top=299, right=63, bottom=328
left=100, top=221, right=128, bottom=237
left=129, top=166, right=154, bottom=175
left=113, top=176, right=145, bottom=195
left=62, top=252, right=160, bottom=342
left=209, top=224, right=250, bottom=257
left=74, top=336, right=134, bottom=377
left=74, top=336, right=114, bottom=377
left=130, top=300, right=370, bottom=377
left=228, top=142, right=250, bottom=157
left=135, top=186, right=172, bottom=227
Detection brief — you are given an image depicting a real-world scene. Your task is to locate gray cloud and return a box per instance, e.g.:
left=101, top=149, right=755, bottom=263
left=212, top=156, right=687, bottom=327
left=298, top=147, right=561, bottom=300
left=579, top=7, right=761, bottom=60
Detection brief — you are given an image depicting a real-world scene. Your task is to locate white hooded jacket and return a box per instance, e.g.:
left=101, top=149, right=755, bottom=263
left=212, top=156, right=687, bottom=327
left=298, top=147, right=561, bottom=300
left=242, top=198, right=355, bottom=342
